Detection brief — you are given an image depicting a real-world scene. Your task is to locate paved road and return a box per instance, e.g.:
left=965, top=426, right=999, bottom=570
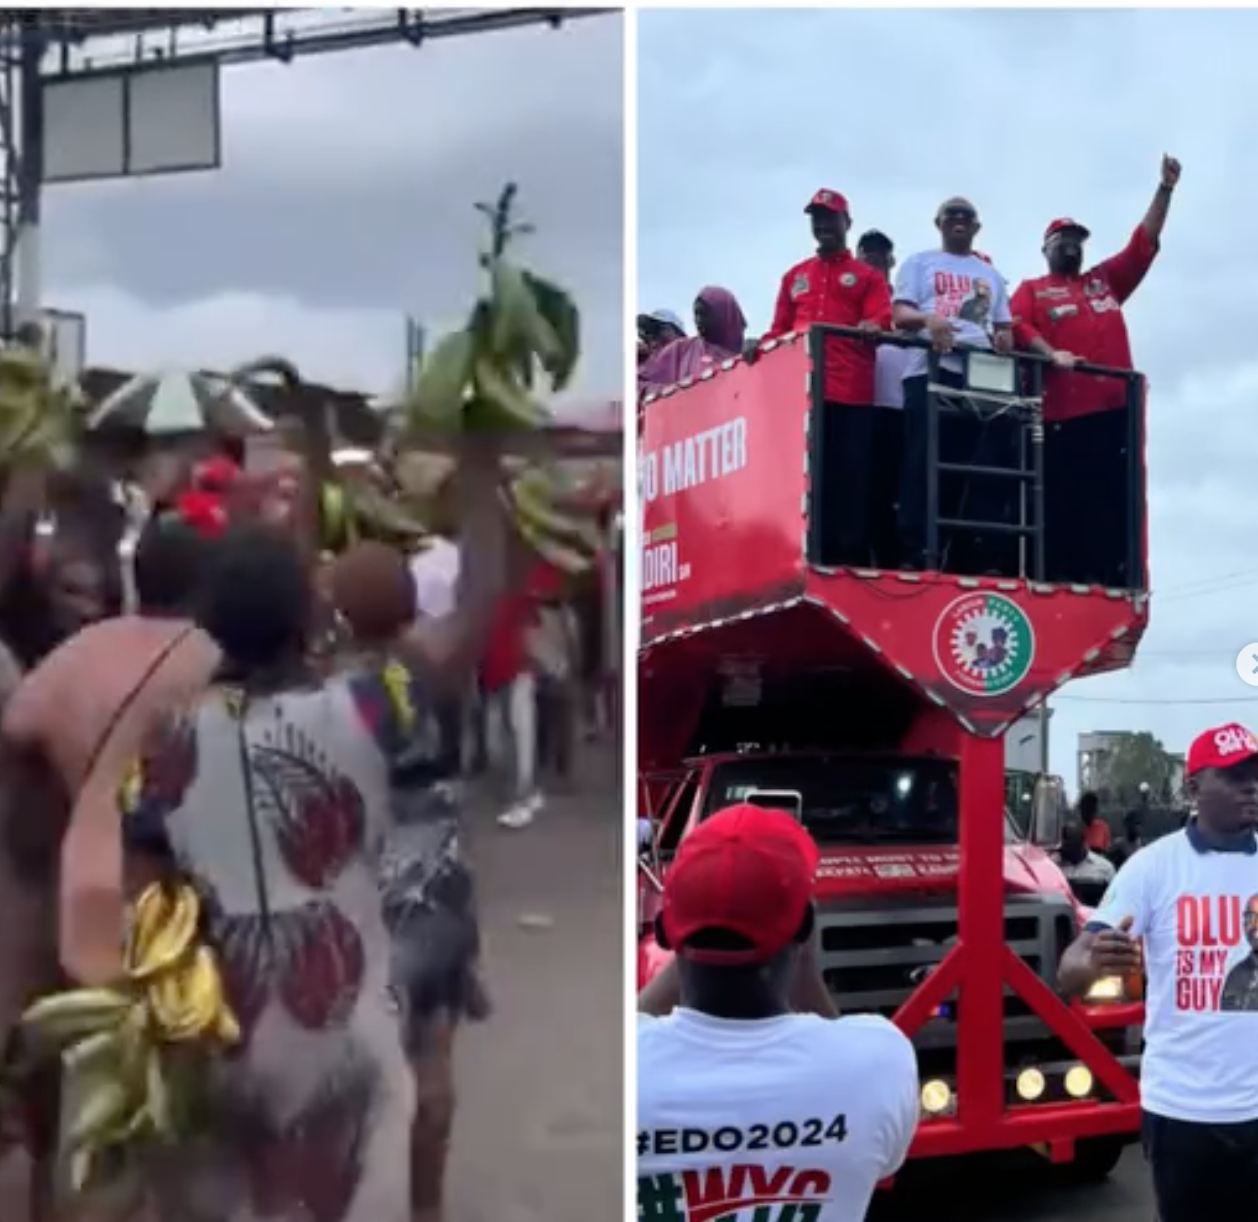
left=448, top=748, right=623, bottom=1222
left=873, top=1145, right=1153, bottom=1221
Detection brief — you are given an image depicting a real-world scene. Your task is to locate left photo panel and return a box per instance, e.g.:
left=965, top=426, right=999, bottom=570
left=0, top=10, right=624, bottom=1222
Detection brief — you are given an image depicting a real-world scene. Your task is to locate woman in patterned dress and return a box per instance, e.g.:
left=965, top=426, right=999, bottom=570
left=120, top=450, right=510, bottom=1222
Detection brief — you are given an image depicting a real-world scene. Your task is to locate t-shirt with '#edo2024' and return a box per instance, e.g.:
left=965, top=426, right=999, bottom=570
left=1088, top=828, right=1258, bottom=1123
left=637, top=1009, right=919, bottom=1222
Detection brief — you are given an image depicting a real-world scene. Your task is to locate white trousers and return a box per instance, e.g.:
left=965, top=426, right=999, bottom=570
left=485, top=671, right=538, bottom=800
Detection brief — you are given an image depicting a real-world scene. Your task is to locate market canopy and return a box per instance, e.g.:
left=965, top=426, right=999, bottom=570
left=84, top=370, right=274, bottom=436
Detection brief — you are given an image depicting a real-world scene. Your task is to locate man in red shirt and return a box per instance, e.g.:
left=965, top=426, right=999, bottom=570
left=745, top=189, right=892, bottom=565
left=1011, top=155, right=1180, bottom=588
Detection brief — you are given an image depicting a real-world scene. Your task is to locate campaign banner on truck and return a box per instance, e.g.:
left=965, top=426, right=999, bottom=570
left=639, top=343, right=812, bottom=642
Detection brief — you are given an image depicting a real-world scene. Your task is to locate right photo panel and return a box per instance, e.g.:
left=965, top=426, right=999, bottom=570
left=635, top=8, right=1254, bottom=1222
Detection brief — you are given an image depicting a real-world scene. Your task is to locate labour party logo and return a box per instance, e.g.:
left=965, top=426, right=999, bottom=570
left=933, top=593, right=1035, bottom=697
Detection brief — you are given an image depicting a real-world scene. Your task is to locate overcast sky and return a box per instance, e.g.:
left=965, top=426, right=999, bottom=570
left=41, top=12, right=623, bottom=405
left=639, top=7, right=1258, bottom=788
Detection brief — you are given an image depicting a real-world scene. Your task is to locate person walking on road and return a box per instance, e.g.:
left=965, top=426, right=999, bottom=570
left=1059, top=722, right=1258, bottom=1221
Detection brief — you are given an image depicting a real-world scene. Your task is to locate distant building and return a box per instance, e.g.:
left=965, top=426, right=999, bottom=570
left=1076, top=732, right=1186, bottom=804
left=1077, top=730, right=1131, bottom=796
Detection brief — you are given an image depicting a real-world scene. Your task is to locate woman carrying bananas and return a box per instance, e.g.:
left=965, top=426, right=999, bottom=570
left=26, top=438, right=513, bottom=1222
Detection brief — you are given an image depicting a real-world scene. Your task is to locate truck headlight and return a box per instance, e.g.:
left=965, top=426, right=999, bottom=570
left=1085, top=975, right=1125, bottom=1002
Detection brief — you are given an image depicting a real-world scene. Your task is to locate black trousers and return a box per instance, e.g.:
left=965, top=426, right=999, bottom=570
left=898, top=371, right=1018, bottom=576
left=435, top=696, right=464, bottom=775
left=814, top=403, right=875, bottom=566
left=1044, top=408, right=1131, bottom=587
left=1143, top=1110, right=1258, bottom=1221
left=870, top=406, right=904, bottom=569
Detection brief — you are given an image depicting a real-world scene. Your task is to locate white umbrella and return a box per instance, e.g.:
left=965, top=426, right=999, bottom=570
left=86, top=369, right=274, bottom=436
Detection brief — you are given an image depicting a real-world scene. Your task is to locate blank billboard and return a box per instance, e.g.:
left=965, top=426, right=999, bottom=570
left=42, top=60, right=221, bottom=184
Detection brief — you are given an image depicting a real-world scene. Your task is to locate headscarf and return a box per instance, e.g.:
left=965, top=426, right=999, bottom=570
left=639, top=286, right=747, bottom=394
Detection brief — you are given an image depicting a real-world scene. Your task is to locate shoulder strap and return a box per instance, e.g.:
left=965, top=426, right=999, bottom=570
left=80, top=624, right=198, bottom=790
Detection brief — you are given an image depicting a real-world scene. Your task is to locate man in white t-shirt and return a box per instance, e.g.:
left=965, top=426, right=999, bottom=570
left=1058, top=722, right=1258, bottom=1220
left=638, top=804, right=919, bottom=1222
left=892, top=197, right=1016, bottom=576
left=1058, top=819, right=1116, bottom=890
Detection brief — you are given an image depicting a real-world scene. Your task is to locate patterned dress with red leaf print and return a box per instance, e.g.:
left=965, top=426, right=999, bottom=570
left=121, top=663, right=441, bottom=1222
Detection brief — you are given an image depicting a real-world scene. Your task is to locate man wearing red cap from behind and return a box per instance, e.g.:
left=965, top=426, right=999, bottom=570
left=637, top=804, right=918, bottom=1222
left=744, top=191, right=892, bottom=567
left=1010, top=155, right=1180, bottom=588
left=1059, top=721, right=1258, bottom=1220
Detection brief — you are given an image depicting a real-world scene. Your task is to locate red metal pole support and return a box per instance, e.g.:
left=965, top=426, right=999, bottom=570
left=956, top=732, right=1007, bottom=1129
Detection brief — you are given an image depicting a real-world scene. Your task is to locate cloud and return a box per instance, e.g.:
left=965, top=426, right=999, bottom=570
left=638, top=7, right=1258, bottom=786
left=42, top=13, right=624, bottom=400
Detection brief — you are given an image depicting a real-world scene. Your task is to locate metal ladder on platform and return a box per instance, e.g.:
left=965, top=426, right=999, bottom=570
left=923, top=352, right=1047, bottom=581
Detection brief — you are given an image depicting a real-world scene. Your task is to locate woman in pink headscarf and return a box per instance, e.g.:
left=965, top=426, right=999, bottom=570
left=639, top=286, right=747, bottom=395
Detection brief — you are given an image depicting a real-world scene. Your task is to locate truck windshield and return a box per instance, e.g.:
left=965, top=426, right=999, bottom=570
left=704, top=756, right=962, bottom=845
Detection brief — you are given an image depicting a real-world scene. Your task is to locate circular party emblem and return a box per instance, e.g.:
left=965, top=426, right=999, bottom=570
left=932, top=593, right=1035, bottom=697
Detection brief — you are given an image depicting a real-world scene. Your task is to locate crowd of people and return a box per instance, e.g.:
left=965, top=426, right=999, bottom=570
left=0, top=428, right=613, bottom=1222
left=1056, top=791, right=1148, bottom=900
left=638, top=721, right=1258, bottom=1220
left=639, top=156, right=1181, bottom=584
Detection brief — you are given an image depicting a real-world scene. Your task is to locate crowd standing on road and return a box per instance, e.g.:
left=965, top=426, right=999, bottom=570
left=0, top=426, right=615, bottom=1222
left=639, top=155, right=1181, bottom=583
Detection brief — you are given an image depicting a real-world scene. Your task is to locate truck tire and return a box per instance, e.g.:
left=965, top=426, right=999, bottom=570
left=1067, top=1136, right=1127, bottom=1183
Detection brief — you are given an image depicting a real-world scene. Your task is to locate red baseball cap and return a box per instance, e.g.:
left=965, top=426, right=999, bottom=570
left=660, top=803, right=819, bottom=965
left=1187, top=723, right=1258, bottom=778
left=806, top=189, right=849, bottom=216
left=1043, top=217, right=1091, bottom=243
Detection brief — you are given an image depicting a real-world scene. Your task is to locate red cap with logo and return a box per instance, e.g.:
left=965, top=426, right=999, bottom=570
left=660, top=803, right=819, bottom=966
left=1186, top=723, right=1258, bottom=778
left=1043, top=217, right=1092, bottom=243
left=805, top=189, right=849, bottom=216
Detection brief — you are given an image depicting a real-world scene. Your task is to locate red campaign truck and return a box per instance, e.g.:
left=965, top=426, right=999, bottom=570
left=636, top=325, right=1149, bottom=1179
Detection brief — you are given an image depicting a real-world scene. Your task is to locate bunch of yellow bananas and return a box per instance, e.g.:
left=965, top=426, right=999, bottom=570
left=405, top=182, right=581, bottom=435
left=0, top=343, right=77, bottom=467
left=19, top=881, right=239, bottom=1194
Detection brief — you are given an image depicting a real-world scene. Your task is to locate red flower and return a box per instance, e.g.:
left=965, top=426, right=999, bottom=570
left=175, top=490, right=228, bottom=538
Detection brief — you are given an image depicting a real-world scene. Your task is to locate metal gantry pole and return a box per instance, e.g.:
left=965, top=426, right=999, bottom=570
left=0, top=21, right=20, bottom=338
left=14, top=26, right=43, bottom=331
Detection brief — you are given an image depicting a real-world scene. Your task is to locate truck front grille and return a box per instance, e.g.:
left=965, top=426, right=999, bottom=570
left=815, top=893, right=1076, bottom=1051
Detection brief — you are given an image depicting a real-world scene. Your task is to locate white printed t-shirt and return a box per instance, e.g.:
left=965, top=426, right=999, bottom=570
left=893, top=250, right=1012, bottom=380
left=1088, top=825, right=1258, bottom=1122
left=873, top=345, right=910, bottom=409
left=638, top=1009, right=918, bottom=1222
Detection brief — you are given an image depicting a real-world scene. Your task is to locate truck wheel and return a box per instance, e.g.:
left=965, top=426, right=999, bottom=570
left=1067, top=1136, right=1126, bottom=1183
